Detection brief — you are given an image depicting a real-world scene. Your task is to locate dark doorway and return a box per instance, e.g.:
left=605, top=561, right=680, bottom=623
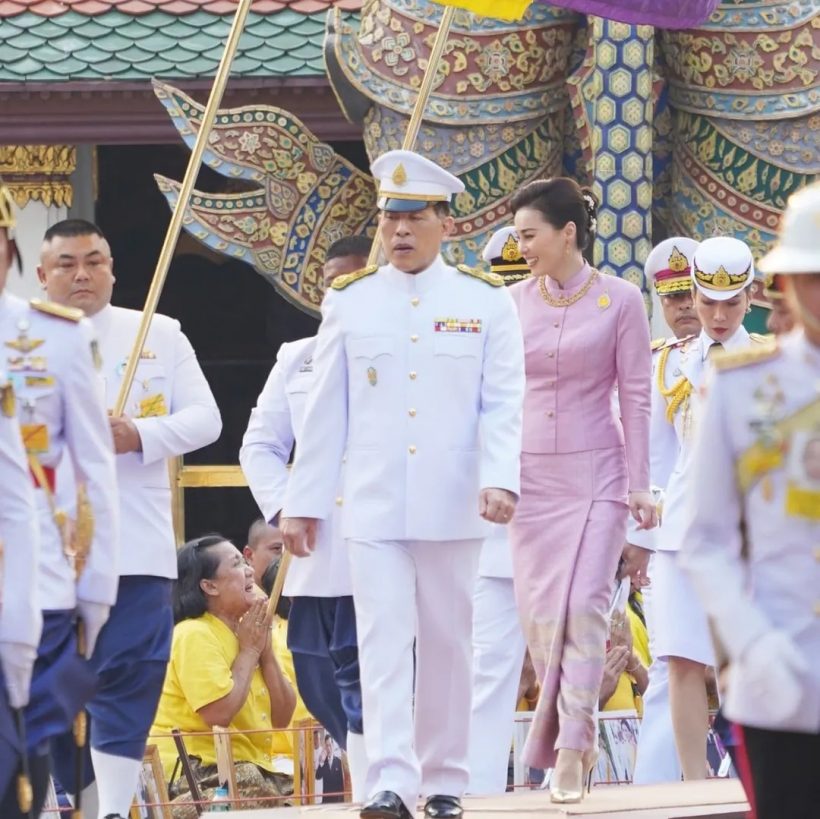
left=95, top=141, right=367, bottom=546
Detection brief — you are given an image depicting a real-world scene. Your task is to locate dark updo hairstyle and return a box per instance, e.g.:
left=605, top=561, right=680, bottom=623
left=173, top=534, right=229, bottom=624
left=510, top=177, right=598, bottom=257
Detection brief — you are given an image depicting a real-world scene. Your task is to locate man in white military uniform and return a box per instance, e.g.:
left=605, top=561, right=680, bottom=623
left=648, top=236, right=760, bottom=780
left=241, top=234, right=371, bottom=799
left=38, top=219, right=222, bottom=819
left=282, top=151, right=525, bottom=819
left=627, top=236, right=700, bottom=786
left=467, top=226, right=528, bottom=795
left=0, top=370, right=41, bottom=812
left=680, top=181, right=820, bottom=818
left=0, top=181, right=120, bottom=819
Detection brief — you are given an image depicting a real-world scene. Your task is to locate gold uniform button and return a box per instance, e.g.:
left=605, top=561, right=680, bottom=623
left=408, top=408, right=417, bottom=417
left=409, top=445, right=417, bottom=454
left=814, top=547, right=820, bottom=562
left=409, top=371, right=417, bottom=380
left=815, top=601, right=820, bottom=617
left=411, top=334, right=419, bottom=342
left=411, top=297, right=420, bottom=306
left=335, top=497, right=343, bottom=506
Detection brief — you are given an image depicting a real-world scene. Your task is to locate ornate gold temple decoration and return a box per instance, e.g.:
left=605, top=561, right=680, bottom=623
left=0, top=146, right=76, bottom=208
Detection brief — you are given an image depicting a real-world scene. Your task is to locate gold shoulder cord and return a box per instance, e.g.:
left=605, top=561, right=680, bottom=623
left=656, top=346, right=692, bottom=424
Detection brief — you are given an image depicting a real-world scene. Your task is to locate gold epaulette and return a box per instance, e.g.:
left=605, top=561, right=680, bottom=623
left=29, top=298, right=83, bottom=322
left=657, top=334, right=696, bottom=353
left=749, top=332, right=773, bottom=344
left=713, top=339, right=780, bottom=372
left=330, top=265, right=378, bottom=290
left=457, top=263, right=504, bottom=287
left=651, top=337, right=667, bottom=352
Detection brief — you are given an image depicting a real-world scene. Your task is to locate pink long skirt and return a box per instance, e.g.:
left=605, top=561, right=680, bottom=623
left=509, top=447, right=628, bottom=769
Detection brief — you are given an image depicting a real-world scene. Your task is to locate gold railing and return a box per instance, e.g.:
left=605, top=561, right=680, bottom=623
left=168, top=457, right=248, bottom=545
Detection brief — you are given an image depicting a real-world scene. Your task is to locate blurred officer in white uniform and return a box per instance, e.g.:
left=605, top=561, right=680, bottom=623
left=0, top=369, right=41, bottom=811
left=680, top=181, right=820, bottom=818
left=0, top=182, right=119, bottom=819
left=282, top=150, right=525, bottom=819
left=628, top=237, right=700, bottom=785
left=467, top=226, right=528, bottom=795
left=38, top=219, right=221, bottom=819
left=241, top=234, right=371, bottom=799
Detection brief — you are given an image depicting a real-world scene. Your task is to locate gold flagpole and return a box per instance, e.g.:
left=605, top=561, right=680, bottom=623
left=365, top=5, right=456, bottom=267
left=113, top=0, right=255, bottom=417
left=271, top=5, right=457, bottom=618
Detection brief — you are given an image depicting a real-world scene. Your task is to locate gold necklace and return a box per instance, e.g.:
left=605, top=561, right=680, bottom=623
left=537, top=269, right=599, bottom=308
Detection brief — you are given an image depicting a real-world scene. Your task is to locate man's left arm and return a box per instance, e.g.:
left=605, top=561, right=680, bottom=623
left=479, top=288, right=525, bottom=496
left=133, top=321, right=222, bottom=465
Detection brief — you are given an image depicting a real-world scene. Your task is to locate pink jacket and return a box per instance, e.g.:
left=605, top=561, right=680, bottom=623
left=509, top=264, right=651, bottom=490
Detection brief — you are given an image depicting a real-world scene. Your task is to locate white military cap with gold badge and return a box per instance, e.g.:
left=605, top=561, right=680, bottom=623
left=692, top=236, right=755, bottom=300
left=481, top=225, right=530, bottom=284
left=645, top=237, right=698, bottom=295
left=371, top=149, right=465, bottom=213
left=759, top=180, right=820, bottom=276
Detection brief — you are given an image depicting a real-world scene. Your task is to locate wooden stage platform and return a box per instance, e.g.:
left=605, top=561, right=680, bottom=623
left=229, top=779, right=749, bottom=818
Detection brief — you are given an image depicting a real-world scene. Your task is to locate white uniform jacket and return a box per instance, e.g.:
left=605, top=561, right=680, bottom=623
left=283, top=257, right=525, bottom=541
left=0, top=374, right=42, bottom=650
left=680, top=331, right=820, bottom=732
left=653, top=327, right=751, bottom=553
left=240, top=336, right=350, bottom=597
left=0, top=292, right=119, bottom=610
left=87, top=305, right=221, bottom=578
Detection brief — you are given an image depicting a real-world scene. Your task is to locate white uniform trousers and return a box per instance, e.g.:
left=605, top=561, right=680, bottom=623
left=467, top=576, right=526, bottom=794
left=633, top=555, right=682, bottom=784
left=348, top=538, right=482, bottom=813
left=652, top=550, right=715, bottom=666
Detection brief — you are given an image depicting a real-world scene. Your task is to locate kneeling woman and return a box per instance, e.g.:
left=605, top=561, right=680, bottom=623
left=151, top=535, right=296, bottom=816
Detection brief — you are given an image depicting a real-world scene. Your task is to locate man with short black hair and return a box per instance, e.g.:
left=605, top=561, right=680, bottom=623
left=243, top=518, right=285, bottom=588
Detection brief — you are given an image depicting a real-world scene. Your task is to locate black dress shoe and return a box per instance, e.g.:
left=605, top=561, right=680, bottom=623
left=424, top=794, right=463, bottom=818
left=361, top=790, right=413, bottom=819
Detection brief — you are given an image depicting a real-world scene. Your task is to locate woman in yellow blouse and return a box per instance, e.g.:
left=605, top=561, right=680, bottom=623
left=150, top=535, right=296, bottom=814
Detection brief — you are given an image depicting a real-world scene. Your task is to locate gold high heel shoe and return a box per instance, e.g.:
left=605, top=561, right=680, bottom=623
left=549, top=747, right=599, bottom=804
left=549, top=751, right=584, bottom=804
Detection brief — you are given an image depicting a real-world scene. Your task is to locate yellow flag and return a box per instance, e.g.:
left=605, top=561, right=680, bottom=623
left=429, top=0, right=532, bottom=22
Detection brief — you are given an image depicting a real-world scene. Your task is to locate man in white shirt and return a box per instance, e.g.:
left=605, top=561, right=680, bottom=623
left=241, top=235, right=371, bottom=797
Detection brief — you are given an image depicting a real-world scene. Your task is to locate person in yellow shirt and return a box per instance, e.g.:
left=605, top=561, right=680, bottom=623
left=150, top=535, right=296, bottom=816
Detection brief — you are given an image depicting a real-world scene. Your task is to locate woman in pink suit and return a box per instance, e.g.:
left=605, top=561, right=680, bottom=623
left=508, top=178, right=657, bottom=802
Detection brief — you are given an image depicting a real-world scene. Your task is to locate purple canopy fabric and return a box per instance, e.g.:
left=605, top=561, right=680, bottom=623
left=535, top=0, right=719, bottom=29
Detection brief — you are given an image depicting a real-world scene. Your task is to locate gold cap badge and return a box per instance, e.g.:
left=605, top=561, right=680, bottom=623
left=667, top=245, right=689, bottom=272
left=391, top=163, right=407, bottom=187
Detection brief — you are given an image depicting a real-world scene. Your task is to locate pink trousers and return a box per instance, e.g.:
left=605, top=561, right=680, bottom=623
left=509, top=447, right=628, bottom=769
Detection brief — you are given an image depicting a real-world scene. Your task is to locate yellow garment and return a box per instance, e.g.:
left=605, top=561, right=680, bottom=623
left=428, top=0, right=531, bottom=22
left=602, top=600, right=651, bottom=716
left=150, top=612, right=280, bottom=779
left=270, top=615, right=313, bottom=758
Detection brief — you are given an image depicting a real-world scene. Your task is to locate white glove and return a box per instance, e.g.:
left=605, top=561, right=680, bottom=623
left=738, top=630, right=808, bottom=723
left=76, top=600, right=111, bottom=660
left=0, top=641, right=38, bottom=709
